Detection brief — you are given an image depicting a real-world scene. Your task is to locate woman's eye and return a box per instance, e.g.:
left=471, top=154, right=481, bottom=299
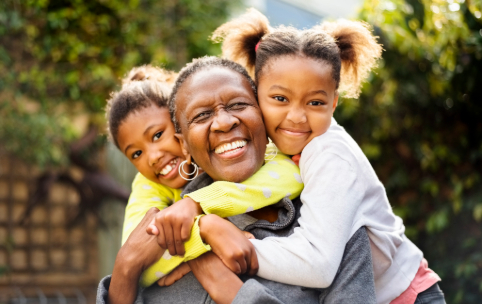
left=132, top=150, right=142, bottom=159
left=309, top=100, right=325, bottom=106
left=153, top=131, right=163, bottom=141
left=193, top=111, right=210, bottom=121
left=273, top=96, right=287, bottom=102
left=229, top=102, right=247, bottom=110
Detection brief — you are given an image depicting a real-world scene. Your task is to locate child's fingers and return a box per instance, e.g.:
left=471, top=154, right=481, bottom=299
left=180, top=221, right=191, bottom=241
left=173, top=224, right=185, bottom=257
left=242, top=231, right=255, bottom=239
left=248, top=247, right=259, bottom=276
left=146, top=223, right=159, bottom=235
left=156, top=224, right=167, bottom=249
left=220, top=255, right=241, bottom=275
left=163, top=222, right=177, bottom=256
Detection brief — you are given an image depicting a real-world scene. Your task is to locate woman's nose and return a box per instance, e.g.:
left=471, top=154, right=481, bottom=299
left=211, top=109, right=240, bottom=132
left=286, top=106, right=307, bottom=124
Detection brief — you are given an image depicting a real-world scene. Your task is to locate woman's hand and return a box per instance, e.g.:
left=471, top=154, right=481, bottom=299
left=157, top=262, right=191, bottom=287
left=146, top=197, right=203, bottom=256
left=109, top=207, right=165, bottom=304
left=188, top=252, right=243, bottom=304
left=199, top=214, right=259, bottom=276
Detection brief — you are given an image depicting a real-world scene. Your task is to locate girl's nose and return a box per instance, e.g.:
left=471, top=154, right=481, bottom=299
left=148, top=149, right=164, bottom=167
left=211, top=109, right=240, bottom=132
left=286, top=106, right=307, bottom=124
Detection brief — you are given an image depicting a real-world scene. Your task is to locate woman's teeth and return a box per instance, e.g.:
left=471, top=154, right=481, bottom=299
left=159, top=158, right=178, bottom=176
left=215, top=140, right=247, bottom=154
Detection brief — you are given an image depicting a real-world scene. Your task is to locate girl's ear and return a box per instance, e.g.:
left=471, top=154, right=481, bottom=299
left=332, top=93, right=339, bottom=114
left=174, top=133, right=192, bottom=165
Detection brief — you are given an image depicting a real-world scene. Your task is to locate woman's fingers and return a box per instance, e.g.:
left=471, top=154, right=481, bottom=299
left=158, top=263, right=191, bottom=287
left=146, top=217, right=159, bottom=235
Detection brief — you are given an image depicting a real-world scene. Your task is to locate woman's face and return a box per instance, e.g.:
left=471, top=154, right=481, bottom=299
left=175, top=67, right=267, bottom=183
left=117, top=105, right=188, bottom=189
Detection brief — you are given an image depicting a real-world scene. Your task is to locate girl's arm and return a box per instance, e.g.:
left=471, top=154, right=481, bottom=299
left=123, top=173, right=211, bottom=288
left=186, top=152, right=303, bottom=218
left=250, top=143, right=365, bottom=288
left=122, top=173, right=179, bottom=244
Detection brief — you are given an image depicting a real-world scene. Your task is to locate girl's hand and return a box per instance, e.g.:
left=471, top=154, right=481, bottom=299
left=157, top=262, right=191, bottom=287
left=188, top=252, right=243, bottom=304
left=146, top=197, right=203, bottom=256
left=199, top=214, right=259, bottom=276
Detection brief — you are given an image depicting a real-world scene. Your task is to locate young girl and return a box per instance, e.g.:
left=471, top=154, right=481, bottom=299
left=105, top=64, right=303, bottom=287
left=211, top=8, right=445, bottom=304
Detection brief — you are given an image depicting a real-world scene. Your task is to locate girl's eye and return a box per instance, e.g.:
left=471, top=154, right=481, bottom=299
left=153, top=131, right=163, bottom=141
left=273, top=96, right=287, bottom=102
left=308, top=100, right=325, bottom=106
left=132, top=150, right=142, bottom=159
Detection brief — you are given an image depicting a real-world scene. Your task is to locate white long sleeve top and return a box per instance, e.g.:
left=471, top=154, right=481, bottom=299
left=251, top=118, right=423, bottom=304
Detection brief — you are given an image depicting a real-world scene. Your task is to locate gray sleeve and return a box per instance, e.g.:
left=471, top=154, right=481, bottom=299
left=232, top=279, right=285, bottom=304
left=96, top=275, right=111, bottom=304
left=96, top=275, right=145, bottom=304
left=319, top=227, right=376, bottom=304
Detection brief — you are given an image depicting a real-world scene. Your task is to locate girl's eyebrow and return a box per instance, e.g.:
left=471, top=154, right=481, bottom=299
left=269, top=84, right=293, bottom=94
left=269, top=84, right=328, bottom=97
left=306, top=90, right=328, bottom=97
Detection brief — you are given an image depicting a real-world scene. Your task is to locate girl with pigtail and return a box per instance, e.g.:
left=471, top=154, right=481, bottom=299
left=103, top=64, right=310, bottom=302
left=212, top=8, right=445, bottom=304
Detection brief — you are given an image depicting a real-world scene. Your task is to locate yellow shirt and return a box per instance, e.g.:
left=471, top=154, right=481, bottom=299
left=122, top=152, right=303, bottom=287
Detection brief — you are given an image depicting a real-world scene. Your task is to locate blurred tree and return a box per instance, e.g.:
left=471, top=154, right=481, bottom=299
left=0, top=0, right=239, bottom=169
left=335, top=0, right=482, bottom=302
left=0, top=0, right=240, bottom=243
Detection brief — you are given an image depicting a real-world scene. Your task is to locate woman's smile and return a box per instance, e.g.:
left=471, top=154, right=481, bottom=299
left=213, top=139, right=248, bottom=158
left=175, top=66, right=267, bottom=183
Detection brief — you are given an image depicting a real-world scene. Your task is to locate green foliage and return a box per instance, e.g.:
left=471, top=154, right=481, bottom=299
left=336, top=0, right=482, bottom=302
left=0, top=0, right=239, bottom=168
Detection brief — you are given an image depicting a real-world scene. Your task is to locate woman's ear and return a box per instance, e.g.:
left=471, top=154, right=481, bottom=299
left=174, top=133, right=192, bottom=165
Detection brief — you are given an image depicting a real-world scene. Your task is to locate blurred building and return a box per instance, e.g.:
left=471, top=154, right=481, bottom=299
left=244, top=0, right=364, bottom=28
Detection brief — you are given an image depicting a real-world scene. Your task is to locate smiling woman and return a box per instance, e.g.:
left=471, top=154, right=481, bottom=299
left=173, top=65, right=267, bottom=183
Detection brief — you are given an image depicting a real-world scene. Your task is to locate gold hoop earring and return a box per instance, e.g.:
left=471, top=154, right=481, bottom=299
left=178, top=160, right=199, bottom=181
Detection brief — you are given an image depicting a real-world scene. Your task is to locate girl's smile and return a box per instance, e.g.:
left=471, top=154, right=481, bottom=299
left=257, top=56, right=339, bottom=155
left=116, top=105, right=188, bottom=189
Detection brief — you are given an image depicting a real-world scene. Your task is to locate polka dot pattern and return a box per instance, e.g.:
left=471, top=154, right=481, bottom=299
left=162, top=250, right=173, bottom=260
left=235, top=183, right=247, bottom=191
left=268, top=161, right=278, bottom=165
left=294, top=173, right=302, bottom=183
left=268, top=171, right=280, bottom=179
left=143, top=184, right=153, bottom=190
left=262, top=188, right=272, bottom=198
left=151, top=197, right=161, bottom=201
left=155, top=271, right=165, bottom=278
left=245, top=206, right=254, bottom=213
left=284, top=159, right=296, bottom=166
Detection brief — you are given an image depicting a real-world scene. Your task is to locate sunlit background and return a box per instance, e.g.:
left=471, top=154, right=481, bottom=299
left=0, top=0, right=481, bottom=302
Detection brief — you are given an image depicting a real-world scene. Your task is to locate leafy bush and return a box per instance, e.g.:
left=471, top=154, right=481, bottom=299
left=335, top=0, right=482, bottom=302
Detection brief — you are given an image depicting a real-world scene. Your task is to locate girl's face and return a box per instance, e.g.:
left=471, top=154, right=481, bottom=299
left=117, top=104, right=188, bottom=189
left=257, top=56, right=339, bottom=155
